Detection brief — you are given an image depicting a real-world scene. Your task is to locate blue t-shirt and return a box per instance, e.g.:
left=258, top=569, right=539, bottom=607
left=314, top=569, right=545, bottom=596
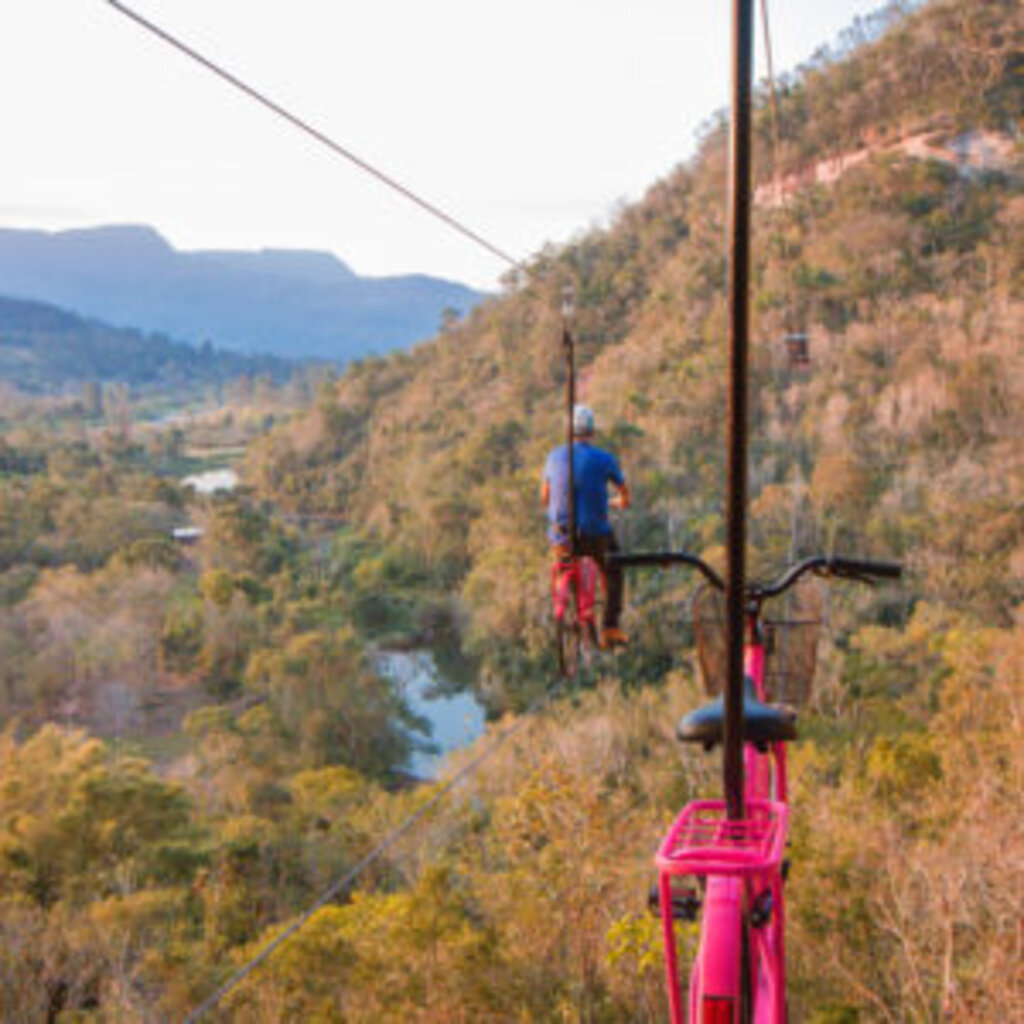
left=544, top=442, right=624, bottom=542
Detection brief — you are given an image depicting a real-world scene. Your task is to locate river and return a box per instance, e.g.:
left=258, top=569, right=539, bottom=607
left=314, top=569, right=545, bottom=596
left=376, top=651, right=486, bottom=778
left=177, top=469, right=481, bottom=776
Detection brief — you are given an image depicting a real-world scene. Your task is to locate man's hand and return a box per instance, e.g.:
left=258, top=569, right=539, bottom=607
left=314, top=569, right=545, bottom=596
left=610, top=483, right=631, bottom=510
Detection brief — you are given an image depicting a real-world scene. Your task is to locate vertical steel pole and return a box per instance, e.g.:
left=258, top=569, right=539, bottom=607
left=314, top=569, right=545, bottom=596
left=562, top=286, right=577, bottom=559
left=724, top=0, right=755, bottom=821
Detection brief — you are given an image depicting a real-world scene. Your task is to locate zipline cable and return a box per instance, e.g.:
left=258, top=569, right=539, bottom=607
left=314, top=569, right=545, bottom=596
left=184, top=686, right=560, bottom=1022
left=104, top=0, right=526, bottom=276
left=759, top=0, right=784, bottom=194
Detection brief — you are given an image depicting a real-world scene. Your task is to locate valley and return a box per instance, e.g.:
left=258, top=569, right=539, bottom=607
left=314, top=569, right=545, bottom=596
left=0, top=1, right=1020, bottom=1019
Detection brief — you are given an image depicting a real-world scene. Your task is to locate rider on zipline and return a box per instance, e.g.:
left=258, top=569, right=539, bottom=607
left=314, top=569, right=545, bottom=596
left=542, top=404, right=631, bottom=649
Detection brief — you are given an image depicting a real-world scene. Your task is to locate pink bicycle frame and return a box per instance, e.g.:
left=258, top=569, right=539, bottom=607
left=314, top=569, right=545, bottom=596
left=656, top=629, right=790, bottom=1024
left=551, top=555, right=600, bottom=626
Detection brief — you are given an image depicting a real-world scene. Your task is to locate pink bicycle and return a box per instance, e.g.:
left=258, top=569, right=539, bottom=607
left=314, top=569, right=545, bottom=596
left=613, top=551, right=901, bottom=1023
left=552, top=552, right=601, bottom=678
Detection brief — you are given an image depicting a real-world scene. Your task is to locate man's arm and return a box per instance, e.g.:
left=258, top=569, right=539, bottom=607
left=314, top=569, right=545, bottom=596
left=607, top=451, right=629, bottom=509
left=541, top=450, right=556, bottom=507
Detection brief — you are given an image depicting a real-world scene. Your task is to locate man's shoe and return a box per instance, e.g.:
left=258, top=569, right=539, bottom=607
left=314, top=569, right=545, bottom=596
left=600, top=628, right=629, bottom=650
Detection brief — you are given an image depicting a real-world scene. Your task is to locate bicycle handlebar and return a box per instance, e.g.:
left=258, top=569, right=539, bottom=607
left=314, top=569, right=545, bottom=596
left=755, top=555, right=902, bottom=598
left=828, top=556, right=903, bottom=580
left=609, top=551, right=726, bottom=590
left=609, top=551, right=902, bottom=599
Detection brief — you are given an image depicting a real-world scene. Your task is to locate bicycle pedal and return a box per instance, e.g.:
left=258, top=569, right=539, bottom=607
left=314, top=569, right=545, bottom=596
left=648, top=883, right=702, bottom=921
left=748, top=889, right=773, bottom=929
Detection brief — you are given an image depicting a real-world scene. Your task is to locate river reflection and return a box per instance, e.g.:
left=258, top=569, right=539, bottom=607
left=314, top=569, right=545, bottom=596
left=376, top=651, right=486, bottom=778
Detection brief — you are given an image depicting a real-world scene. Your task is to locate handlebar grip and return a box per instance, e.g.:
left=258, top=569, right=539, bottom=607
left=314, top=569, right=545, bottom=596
left=828, top=557, right=902, bottom=580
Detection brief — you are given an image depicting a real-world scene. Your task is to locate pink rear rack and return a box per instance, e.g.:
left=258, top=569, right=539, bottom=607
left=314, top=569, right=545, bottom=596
left=655, top=798, right=787, bottom=877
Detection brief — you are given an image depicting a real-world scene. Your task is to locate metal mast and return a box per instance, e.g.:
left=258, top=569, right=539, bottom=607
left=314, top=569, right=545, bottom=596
left=562, top=285, right=577, bottom=558
left=724, top=0, right=755, bottom=820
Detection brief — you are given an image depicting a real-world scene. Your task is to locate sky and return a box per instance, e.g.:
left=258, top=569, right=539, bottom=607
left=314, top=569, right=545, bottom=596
left=2, top=0, right=892, bottom=290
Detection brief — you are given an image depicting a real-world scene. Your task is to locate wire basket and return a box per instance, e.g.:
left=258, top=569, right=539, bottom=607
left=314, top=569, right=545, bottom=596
left=765, top=579, right=824, bottom=706
left=692, top=579, right=824, bottom=706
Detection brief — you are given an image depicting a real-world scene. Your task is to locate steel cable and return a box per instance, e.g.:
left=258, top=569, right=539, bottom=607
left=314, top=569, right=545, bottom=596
left=183, top=684, right=561, bottom=1022
left=104, top=1, right=526, bottom=276
left=759, top=0, right=784, bottom=194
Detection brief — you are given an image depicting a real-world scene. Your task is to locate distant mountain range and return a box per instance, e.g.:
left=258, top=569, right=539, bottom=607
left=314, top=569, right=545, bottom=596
left=0, top=225, right=486, bottom=361
left=0, top=293, right=292, bottom=392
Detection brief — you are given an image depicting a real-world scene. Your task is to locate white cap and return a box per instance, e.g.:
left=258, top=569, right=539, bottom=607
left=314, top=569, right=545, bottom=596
left=573, top=404, right=595, bottom=435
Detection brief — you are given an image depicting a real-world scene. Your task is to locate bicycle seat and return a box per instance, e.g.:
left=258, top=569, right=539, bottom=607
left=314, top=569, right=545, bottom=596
left=677, top=676, right=797, bottom=749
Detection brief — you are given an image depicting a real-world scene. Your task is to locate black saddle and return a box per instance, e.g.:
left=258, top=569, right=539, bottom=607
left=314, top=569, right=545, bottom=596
left=677, top=676, right=797, bottom=749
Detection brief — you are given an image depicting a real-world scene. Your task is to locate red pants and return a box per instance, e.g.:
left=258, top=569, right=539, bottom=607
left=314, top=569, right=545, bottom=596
left=552, top=531, right=624, bottom=630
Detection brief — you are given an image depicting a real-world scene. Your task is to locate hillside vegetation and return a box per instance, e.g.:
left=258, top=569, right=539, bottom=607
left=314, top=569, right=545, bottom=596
left=247, top=0, right=1021, bottom=694
left=0, top=1, right=1021, bottom=1020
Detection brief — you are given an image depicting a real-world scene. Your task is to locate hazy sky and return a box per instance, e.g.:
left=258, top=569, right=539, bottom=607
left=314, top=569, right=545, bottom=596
left=4, top=1, right=890, bottom=289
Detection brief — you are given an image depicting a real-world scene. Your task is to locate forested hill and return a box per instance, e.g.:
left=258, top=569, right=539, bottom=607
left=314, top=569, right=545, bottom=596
left=0, top=293, right=292, bottom=391
left=0, top=225, right=485, bottom=361
left=247, top=0, right=1022, bottom=685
